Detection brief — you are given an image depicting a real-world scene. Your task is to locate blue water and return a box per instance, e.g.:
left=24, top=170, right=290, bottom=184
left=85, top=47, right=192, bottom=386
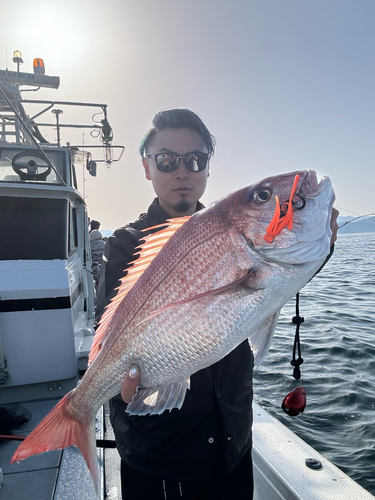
left=254, top=232, right=375, bottom=495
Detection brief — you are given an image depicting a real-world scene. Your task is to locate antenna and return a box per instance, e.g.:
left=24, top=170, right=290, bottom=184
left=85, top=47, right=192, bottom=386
left=82, top=132, right=87, bottom=201
left=5, top=50, right=8, bottom=70
left=52, top=109, right=63, bottom=146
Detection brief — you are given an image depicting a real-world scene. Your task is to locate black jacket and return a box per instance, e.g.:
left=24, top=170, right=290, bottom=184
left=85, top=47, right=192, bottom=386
left=96, top=199, right=254, bottom=481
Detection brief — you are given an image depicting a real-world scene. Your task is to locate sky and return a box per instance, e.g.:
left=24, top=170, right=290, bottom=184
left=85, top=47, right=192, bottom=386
left=1, top=0, right=374, bottom=230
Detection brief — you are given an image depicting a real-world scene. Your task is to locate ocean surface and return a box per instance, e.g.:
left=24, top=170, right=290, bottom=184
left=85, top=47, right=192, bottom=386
left=254, top=232, right=375, bottom=495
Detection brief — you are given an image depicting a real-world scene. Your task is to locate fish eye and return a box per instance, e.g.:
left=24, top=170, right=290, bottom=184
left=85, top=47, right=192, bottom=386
left=253, top=188, right=272, bottom=204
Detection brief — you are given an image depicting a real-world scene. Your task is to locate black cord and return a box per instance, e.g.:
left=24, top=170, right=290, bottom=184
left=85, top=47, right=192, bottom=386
left=291, top=293, right=304, bottom=380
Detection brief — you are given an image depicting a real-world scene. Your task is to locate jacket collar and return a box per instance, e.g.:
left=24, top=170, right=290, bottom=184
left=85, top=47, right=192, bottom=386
left=147, top=198, right=205, bottom=226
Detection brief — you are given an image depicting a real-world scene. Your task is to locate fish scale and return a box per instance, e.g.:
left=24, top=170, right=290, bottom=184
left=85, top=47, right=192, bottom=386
left=11, top=169, right=335, bottom=496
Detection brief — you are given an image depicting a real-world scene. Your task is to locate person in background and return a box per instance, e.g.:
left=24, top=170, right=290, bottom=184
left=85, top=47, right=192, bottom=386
left=90, top=229, right=105, bottom=288
left=90, top=219, right=101, bottom=233
left=96, top=108, right=338, bottom=500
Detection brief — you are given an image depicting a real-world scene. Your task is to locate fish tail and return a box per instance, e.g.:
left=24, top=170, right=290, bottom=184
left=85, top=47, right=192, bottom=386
left=11, top=391, right=99, bottom=493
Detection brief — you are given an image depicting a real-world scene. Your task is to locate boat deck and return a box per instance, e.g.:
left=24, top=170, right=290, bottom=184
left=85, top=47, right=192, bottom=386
left=1, top=401, right=374, bottom=499
left=0, top=399, right=104, bottom=499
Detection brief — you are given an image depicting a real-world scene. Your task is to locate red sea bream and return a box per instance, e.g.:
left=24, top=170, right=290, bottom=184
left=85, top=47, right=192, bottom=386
left=11, top=170, right=335, bottom=493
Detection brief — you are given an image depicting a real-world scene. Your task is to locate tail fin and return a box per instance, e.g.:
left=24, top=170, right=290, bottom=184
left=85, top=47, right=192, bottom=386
left=11, top=391, right=99, bottom=494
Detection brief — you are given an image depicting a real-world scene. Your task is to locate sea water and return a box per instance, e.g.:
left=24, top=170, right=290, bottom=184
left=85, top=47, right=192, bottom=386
left=254, top=232, right=375, bottom=495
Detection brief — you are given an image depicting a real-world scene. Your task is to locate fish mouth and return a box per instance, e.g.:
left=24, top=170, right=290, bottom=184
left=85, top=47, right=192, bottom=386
left=299, top=170, right=333, bottom=198
left=256, top=169, right=335, bottom=264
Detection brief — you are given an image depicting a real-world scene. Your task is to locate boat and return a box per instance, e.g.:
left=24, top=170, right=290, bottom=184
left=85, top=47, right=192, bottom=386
left=0, top=53, right=373, bottom=499
left=0, top=53, right=123, bottom=499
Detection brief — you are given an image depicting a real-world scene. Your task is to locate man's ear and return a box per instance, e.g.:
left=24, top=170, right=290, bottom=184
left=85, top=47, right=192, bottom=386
left=143, top=158, right=152, bottom=180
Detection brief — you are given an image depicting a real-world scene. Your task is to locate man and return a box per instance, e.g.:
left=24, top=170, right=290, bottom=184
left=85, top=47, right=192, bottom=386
left=97, top=109, right=338, bottom=499
left=96, top=109, right=254, bottom=499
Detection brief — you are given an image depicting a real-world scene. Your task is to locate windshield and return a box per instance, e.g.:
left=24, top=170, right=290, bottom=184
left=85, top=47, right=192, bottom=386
left=0, top=147, right=67, bottom=184
left=0, top=197, right=68, bottom=260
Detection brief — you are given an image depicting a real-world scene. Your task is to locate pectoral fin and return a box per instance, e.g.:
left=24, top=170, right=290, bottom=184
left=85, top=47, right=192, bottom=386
left=126, top=378, right=191, bottom=416
left=249, top=310, right=281, bottom=367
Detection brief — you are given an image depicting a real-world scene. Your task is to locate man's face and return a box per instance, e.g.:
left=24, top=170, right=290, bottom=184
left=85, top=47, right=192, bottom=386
left=143, top=127, right=210, bottom=218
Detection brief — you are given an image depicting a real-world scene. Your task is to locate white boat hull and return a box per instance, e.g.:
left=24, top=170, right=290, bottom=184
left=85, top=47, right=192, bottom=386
left=253, top=402, right=374, bottom=499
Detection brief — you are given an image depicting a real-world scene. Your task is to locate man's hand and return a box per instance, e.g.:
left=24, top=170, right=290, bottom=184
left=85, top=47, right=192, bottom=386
left=330, top=207, right=339, bottom=246
left=121, top=365, right=140, bottom=403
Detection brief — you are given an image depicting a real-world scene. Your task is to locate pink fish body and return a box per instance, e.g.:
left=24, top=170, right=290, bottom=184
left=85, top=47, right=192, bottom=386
left=11, top=170, right=335, bottom=493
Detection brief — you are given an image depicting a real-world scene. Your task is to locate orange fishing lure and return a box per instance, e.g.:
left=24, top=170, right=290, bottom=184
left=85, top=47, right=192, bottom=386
left=263, top=174, right=300, bottom=243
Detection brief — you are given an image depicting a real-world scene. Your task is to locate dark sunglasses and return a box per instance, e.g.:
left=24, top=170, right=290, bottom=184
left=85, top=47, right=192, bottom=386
left=146, top=152, right=209, bottom=173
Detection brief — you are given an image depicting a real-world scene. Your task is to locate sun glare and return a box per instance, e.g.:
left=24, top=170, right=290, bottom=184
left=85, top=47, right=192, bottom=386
left=7, top=7, right=87, bottom=71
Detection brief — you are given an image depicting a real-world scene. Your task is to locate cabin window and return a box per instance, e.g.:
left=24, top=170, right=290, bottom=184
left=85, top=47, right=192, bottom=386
left=0, top=197, right=68, bottom=260
left=69, top=204, right=78, bottom=255
left=0, top=148, right=67, bottom=185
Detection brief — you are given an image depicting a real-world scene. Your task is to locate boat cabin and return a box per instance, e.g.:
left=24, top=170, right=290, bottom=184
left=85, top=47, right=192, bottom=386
left=0, top=57, right=115, bottom=498
left=0, top=143, right=95, bottom=404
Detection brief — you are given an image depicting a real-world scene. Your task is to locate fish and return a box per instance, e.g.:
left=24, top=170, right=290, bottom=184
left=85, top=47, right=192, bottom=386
left=282, top=386, right=307, bottom=416
left=11, top=169, right=335, bottom=494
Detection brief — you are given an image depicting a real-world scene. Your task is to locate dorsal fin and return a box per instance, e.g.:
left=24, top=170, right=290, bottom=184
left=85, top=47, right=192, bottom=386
left=88, top=216, right=190, bottom=364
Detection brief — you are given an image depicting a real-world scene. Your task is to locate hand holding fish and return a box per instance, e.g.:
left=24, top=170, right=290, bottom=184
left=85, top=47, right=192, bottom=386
left=121, top=365, right=140, bottom=403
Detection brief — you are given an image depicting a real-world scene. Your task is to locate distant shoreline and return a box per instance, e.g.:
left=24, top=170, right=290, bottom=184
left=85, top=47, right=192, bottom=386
left=337, top=216, right=375, bottom=234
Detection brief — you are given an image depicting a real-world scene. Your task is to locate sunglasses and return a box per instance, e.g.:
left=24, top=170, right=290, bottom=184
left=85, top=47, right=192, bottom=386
left=146, top=152, right=209, bottom=173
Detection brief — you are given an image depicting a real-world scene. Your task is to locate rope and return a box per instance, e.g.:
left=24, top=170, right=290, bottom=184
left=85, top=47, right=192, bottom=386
left=291, top=293, right=304, bottom=380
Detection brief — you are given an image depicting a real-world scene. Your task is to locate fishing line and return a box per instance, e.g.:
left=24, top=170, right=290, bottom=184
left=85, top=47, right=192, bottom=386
left=265, top=344, right=284, bottom=383
left=336, top=207, right=372, bottom=216
left=257, top=323, right=288, bottom=391
left=294, top=255, right=331, bottom=381
left=253, top=374, right=280, bottom=405
left=256, top=205, right=370, bottom=414
left=254, top=316, right=292, bottom=408
left=255, top=268, right=320, bottom=408
left=335, top=209, right=375, bottom=230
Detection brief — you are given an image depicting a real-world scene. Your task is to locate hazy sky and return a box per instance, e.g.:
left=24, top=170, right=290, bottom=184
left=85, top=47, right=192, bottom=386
left=1, top=0, right=374, bottom=230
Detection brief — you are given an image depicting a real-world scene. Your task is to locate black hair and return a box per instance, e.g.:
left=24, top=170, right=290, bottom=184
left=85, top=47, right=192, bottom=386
left=90, top=220, right=100, bottom=231
left=139, top=108, right=216, bottom=158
